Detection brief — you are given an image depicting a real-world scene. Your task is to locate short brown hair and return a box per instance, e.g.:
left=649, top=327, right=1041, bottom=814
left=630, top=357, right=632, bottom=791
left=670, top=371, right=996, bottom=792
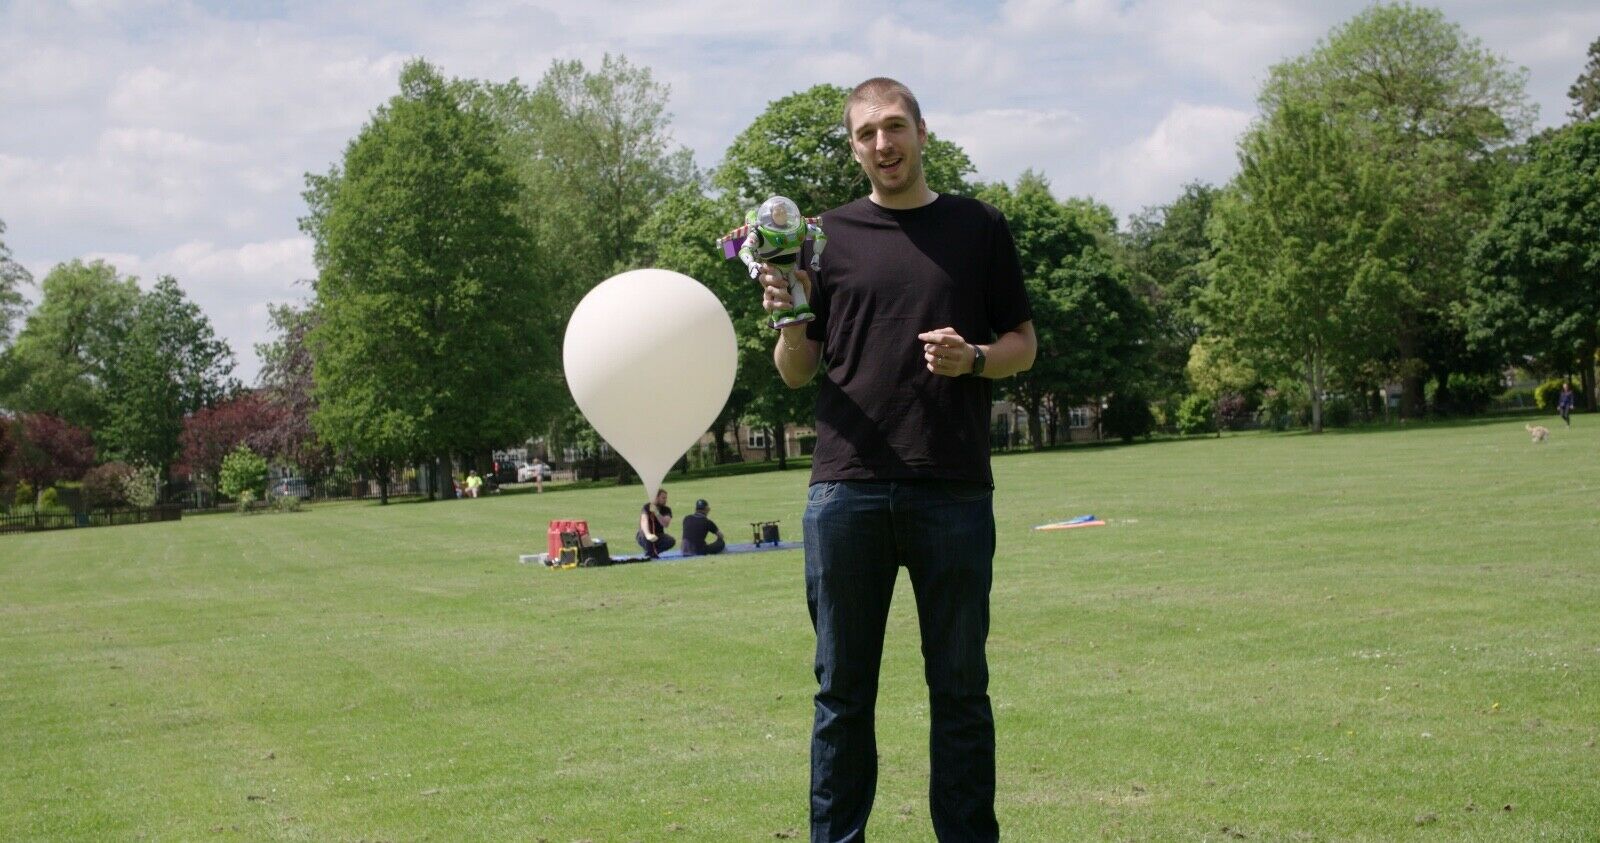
left=843, top=77, right=922, bottom=133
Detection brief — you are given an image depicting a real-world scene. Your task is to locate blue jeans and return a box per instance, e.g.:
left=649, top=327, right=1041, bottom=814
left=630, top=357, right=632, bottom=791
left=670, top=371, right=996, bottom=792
left=635, top=531, right=675, bottom=557
left=803, top=479, right=998, bottom=843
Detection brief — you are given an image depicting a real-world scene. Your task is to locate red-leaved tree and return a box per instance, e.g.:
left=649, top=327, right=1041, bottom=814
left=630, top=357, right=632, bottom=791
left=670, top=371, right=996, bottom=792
left=6, top=413, right=97, bottom=504
left=0, top=418, right=15, bottom=501
left=253, top=302, right=334, bottom=487
left=179, top=391, right=281, bottom=494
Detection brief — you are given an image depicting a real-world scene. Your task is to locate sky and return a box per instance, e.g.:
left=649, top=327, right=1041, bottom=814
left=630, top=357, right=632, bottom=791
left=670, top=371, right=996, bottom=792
left=2, top=0, right=1597, bottom=384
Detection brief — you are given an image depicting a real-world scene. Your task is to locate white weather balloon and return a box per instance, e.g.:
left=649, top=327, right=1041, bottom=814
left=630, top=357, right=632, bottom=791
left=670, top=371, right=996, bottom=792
left=563, top=269, right=737, bottom=498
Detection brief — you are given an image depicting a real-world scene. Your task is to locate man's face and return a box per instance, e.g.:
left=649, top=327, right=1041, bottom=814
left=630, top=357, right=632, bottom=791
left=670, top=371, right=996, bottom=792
left=847, top=97, right=927, bottom=199
left=656, top=491, right=668, bottom=506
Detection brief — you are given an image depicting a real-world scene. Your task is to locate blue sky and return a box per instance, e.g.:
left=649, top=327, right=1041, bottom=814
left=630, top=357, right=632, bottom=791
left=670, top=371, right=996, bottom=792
left=2, top=0, right=1597, bottom=382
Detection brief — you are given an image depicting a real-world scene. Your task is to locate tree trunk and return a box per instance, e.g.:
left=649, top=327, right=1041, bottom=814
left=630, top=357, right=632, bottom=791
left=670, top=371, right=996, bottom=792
left=436, top=455, right=454, bottom=499
left=1310, top=354, right=1325, bottom=434
left=714, top=416, right=732, bottom=464
left=1432, top=369, right=1453, bottom=416
left=1026, top=396, right=1044, bottom=451
left=1397, top=325, right=1425, bottom=419
left=775, top=420, right=789, bottom=470
left=1582, top=333, right=1598, bottom=412
left=376, top=458, right=391, bottom=506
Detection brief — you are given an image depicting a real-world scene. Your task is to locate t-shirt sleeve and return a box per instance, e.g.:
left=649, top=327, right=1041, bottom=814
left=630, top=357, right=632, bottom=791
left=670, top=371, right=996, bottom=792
left=986, top=210, right=1032, bottom=336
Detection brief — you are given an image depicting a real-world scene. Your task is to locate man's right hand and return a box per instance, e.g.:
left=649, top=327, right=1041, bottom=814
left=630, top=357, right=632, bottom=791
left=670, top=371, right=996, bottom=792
left=758, top=265, right=810, bottom=316
left=645, top=533, right=657, bottom=542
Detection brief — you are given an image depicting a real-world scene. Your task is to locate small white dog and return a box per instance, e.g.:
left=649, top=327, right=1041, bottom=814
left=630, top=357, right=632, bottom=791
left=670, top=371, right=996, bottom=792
left=1526, top=424, right=1550, bottom=443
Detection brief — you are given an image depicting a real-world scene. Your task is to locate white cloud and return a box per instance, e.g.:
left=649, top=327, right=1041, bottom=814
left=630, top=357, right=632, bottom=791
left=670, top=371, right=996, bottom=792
left=930, top=107, right=1089, bottom=186
left=81, top=238, right=315, bottom=384
left=1, top=0, right=1590, bottom=382
left=1097, top=102, right=1254, bottom=213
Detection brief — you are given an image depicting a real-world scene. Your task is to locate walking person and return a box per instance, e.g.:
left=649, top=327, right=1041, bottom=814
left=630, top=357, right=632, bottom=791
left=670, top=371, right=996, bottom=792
left=1558, top=380, right=1576, bottom=427
left=757, top=77, right=1037, bottom=842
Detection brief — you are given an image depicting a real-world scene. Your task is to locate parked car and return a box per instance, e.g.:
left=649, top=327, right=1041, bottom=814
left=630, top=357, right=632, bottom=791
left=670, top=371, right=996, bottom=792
left=271, top=477, right=311, bottom=500
left=491, top=460, right=519, bottom=484
left=517, top=461, right=552, bottom=483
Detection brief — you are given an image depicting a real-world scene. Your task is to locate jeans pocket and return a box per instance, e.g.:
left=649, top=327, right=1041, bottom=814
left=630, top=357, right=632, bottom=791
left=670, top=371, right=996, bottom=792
left=807, top=481, right=840, bottom=507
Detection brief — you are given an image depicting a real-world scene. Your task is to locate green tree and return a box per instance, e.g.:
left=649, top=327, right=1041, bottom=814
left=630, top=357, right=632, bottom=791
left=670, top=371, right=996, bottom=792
left=1124, top=182, right=1221, bottom=398
left=1466, top=120, right=1600, bottom=409
left=306, top=60, right=551, bottom=503
left=98, top=275, right=237, bottom=483
left=469, top=55, right=700, bottom=474
left=218, top=443, right=268, bottom=503
left=1261, top=2, right=1534, bottom=416
left=1206, top=103, right=1401, bottom=433
left=2, top=260, right=140, bottom=429
left=1045, top=248, right=1153, bottom=433
left=0, top=218, right=29, bottom=351
left=978, top=173, right=1145, bottom=448
left=1568, top=36, right=1600, bottom=122
left=471, top=55, right=698, bottom=305
left=1185, top=335, right=1260, bottom=403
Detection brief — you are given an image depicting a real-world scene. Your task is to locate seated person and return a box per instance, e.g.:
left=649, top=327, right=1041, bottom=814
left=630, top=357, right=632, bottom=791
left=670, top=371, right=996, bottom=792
left=680, top=498, right=727, bottom=556
left=636, top=488, right=675, bottom=558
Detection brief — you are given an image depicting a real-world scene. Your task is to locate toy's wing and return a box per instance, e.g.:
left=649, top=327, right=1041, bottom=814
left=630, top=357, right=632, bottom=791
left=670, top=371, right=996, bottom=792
left=718, top=224, right=751, bottom=259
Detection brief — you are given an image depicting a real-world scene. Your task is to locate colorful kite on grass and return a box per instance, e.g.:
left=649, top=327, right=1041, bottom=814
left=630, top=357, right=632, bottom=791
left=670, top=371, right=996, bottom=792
left=1033, top=515, right=1106, bottom=531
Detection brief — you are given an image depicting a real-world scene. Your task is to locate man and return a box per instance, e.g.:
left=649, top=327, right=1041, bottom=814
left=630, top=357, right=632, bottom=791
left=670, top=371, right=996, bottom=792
left=636, top=488, right=675, bottom=558
left=679, top=498, right=727, bottom=556
left=1557, top=381, right=1575, bottom=427
left=758, top=77, right=1036, bottom=842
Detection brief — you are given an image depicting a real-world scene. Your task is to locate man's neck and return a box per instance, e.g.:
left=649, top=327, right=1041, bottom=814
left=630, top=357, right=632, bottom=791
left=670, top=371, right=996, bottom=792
left=869, top=184, right=938, bottom=210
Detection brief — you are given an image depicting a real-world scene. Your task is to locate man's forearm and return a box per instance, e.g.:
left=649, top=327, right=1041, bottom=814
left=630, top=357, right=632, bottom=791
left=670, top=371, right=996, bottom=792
left=774, top=325, right=821, bottom=388
left=977, top=321, right=1037, bottom=380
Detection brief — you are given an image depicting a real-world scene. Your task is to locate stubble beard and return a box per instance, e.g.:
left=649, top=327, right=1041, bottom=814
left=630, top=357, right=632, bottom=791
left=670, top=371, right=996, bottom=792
left=867, top=152, right=926, bottom=202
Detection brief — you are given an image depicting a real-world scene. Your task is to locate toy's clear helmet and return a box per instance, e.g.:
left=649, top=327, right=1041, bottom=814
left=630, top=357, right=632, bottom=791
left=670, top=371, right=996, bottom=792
left=757, top=196, right=804, bottom=238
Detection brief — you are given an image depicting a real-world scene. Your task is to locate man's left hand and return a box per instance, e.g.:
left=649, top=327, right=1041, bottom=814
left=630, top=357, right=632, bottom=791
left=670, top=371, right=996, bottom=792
left=918, top=327, right=975, bottom=377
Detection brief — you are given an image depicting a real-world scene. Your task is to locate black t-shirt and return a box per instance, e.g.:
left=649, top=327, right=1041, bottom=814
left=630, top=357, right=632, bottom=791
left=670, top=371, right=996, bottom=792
left=805, top=194, right=1031, bottom=485
left=640, top=503, right=672, bottom=536
left=680, top=512, right=718, bottom=553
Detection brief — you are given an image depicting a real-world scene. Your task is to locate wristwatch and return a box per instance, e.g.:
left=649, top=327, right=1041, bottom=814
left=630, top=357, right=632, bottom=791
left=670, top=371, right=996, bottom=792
left=968, top=344, right=986, bottom=377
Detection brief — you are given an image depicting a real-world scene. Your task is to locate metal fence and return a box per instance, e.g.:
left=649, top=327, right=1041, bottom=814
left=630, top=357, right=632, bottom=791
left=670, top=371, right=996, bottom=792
left=0, top=505, right=183, bottom=535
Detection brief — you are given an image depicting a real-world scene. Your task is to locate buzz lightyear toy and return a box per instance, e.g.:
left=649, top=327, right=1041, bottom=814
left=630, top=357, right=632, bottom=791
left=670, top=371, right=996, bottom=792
left=719, top=195, right=826, bottom=329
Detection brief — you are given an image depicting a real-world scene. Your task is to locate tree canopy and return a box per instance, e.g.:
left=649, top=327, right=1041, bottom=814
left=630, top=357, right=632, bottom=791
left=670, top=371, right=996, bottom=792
left=1259, top=1, right=1534, bottom=415
left=307, top=60, right=552, bottom=496
left=1206, top=103, right=1401, bottom=432
left=1467, top=120, right=1600, bottom=408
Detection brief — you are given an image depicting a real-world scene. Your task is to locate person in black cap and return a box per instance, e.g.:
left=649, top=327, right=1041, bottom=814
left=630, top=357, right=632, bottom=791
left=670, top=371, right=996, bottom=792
left=679, top=498, right=726, bottom=556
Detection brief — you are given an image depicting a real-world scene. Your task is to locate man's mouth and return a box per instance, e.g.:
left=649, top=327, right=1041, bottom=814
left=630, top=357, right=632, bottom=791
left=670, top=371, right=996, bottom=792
left=877, top=156, right=903, bottom=175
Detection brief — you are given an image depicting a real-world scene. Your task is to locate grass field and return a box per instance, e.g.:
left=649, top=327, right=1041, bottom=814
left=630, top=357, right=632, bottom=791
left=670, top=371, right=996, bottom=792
left=3, top=417, right=1598, bottom=841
